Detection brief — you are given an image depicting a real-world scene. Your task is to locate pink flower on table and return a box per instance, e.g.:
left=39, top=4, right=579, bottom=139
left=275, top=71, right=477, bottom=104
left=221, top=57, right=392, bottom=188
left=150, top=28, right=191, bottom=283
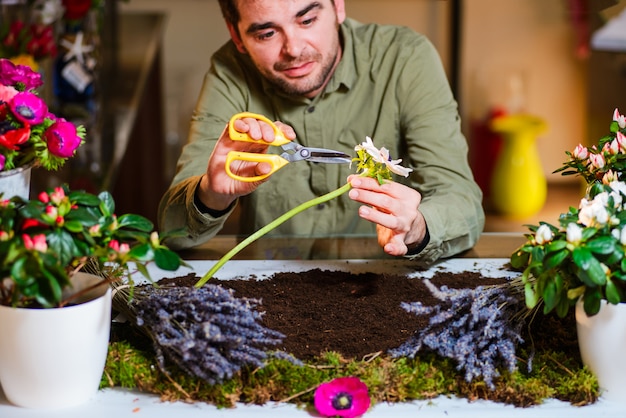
left=589, top=153, right=605, bottom=170
left=314, top=377, right=370, bottom=418
left=44, top=119, right=82, bottom=158
left=617, top=131, right=626, bottom=153
left=572, top=144, right=588, bottom=160
left=614, top=108, right=626, bottom=129
left=23, top=234, right=48, bottom=253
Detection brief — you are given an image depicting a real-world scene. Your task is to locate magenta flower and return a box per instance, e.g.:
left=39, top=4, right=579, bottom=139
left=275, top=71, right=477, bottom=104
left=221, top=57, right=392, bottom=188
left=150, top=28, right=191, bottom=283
left=0, top=60, right=43, bottom=91
left=9, top=92, right=48, bottom=125
left=0, top=154, right=5, bottom=171
left=314, top=377, right=370, bottom=418
left=44, top=119, right=82, bottom=158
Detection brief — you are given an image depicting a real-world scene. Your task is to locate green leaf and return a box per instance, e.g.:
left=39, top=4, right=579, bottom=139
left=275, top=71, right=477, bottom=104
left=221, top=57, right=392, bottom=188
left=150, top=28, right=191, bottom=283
left=545, top=240, right=567, bottom=252
left=98, top=191, right=115, bottom=216
left=63, top=220, right=84, bottom=233
left=128, top=243, right=152, bottom=261
left=586, top=236, right=618, bottom=255
left=605, top=278, right=623, bottom=304
left=117, top=214, right=153, bottom=232
left=542, top=279, right=558, bottom=313
left=154, top=248, right=182, bottom=271
left=572, top=247, right=607, bottom=286
left=543, top=248, right=569, bottom=269
left=582, top=289, right=602, bottom=316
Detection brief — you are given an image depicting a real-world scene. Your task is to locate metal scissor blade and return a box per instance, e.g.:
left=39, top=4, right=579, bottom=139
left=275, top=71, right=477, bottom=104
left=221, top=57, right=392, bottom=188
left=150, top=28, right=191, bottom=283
left=306, top=151, right=353, bottom=164
left=282, top=145, right=352, bottom=164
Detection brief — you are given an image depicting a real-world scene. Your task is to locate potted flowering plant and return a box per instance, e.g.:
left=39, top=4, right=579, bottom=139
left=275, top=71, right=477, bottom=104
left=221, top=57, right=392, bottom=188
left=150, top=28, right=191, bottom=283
left=511, top=108, right=626, bottom=317
left=0, top=58, right=83, bottom=173
left=0, top=184, right=186, bottom=409
left=510, top=108, right=626, bottom=403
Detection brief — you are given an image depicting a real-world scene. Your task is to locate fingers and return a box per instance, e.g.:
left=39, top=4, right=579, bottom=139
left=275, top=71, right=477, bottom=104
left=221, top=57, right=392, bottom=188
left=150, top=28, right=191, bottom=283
left=232, top=117, right=296, bottom=143
left=348, top=176, right=425, bottom=254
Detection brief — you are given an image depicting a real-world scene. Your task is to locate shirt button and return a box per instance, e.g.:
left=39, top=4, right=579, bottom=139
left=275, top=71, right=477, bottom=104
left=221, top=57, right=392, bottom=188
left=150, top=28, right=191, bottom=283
left=307, top=106, right=315, bottom=113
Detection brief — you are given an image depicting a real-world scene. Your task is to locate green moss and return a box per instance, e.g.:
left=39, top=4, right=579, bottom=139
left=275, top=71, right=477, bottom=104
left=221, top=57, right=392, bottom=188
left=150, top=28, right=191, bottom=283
left=101, top=340, right=599, bottom=409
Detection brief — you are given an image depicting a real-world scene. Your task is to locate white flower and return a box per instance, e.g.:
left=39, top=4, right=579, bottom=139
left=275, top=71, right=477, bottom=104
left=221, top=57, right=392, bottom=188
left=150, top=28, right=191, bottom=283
left=566, top=223, right=583, bottom=244
left=378, top=147, right=413, bottom=177
left=354, top=136, right=413, bottom=178
left=355, top=136, right=385, bottom=164
left=33, top=0, right=64, bottom=25
left=535, top=224, right=553, bottom=245
left=579, top=196, right=610, bottom=226
left=612, top=227, right=626, bottom=245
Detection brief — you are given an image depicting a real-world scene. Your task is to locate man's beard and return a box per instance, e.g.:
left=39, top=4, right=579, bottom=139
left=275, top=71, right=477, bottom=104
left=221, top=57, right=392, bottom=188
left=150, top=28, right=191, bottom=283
left=263, top=49, right=339, bottom=97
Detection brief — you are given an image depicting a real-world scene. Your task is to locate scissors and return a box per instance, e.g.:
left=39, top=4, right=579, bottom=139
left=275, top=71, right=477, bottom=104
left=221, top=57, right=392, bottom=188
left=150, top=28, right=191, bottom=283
left=225, top=112, right=352, bottom=182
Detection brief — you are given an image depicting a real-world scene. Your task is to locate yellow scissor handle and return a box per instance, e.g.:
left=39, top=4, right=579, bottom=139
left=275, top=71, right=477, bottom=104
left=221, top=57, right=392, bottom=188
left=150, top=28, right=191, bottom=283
left=228, top=112, right=291, bottom=146
left=225, top=151, right=290, bottom=182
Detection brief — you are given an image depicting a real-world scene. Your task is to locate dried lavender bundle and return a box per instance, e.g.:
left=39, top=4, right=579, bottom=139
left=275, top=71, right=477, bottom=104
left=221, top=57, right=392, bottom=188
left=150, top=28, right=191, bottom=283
left=131, top=284, right=288, bottom=384
left=389, top=280, right=525, bottom=389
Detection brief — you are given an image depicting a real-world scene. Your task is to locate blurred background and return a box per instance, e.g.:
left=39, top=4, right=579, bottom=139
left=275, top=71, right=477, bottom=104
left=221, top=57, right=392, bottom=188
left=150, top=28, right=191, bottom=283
left=2, top=0, right=625, bottom=232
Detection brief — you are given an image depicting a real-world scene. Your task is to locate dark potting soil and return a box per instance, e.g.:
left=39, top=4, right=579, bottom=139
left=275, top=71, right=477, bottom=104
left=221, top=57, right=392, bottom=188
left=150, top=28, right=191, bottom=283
left=152, top=268, right=579, bottom=362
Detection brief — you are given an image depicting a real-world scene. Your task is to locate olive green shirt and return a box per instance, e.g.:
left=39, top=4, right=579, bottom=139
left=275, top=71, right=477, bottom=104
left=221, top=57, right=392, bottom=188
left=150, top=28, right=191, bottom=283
left=158, top=18, right=485, bottom=265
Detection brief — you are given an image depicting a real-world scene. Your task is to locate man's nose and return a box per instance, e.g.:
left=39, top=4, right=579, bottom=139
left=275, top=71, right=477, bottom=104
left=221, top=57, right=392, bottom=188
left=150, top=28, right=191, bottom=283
left=281, top=31, right=304, bottom=58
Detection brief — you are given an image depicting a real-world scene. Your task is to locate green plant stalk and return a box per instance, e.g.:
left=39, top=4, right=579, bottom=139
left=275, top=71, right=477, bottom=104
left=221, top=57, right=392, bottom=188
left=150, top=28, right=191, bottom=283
left=195, top=182, right=353, bottom=287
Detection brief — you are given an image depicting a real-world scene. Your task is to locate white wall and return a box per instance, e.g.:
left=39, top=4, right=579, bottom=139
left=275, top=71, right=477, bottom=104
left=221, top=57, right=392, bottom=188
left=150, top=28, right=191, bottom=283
left=120, top=0, right=609, bottom=183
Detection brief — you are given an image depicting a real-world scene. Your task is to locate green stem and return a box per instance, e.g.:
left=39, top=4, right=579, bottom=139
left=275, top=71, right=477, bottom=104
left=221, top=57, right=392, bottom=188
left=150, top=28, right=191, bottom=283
left=194, top=182, right=353, bottom=287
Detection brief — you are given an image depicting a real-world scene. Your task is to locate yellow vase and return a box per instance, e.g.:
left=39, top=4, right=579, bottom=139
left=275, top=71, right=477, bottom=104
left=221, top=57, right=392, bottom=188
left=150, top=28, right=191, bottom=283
left=489, top=114, right=547, bottom=218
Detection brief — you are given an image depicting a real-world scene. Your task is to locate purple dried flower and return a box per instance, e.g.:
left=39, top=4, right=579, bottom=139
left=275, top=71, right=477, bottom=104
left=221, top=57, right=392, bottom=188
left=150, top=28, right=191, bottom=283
left=390, top=280, right=525, bottom=390
left=44, top=119, right=82, bottom=158
left=9, top=92, right=48, bottom=124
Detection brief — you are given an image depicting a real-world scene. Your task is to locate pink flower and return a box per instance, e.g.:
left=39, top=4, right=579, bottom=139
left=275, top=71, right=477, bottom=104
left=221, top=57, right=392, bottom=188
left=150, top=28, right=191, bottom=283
left=49, top=186, right=65, bottom=204
left=589, top=153, right=605, bottom=170
left=314, top=377, right=370, bottom=418
left=0, top=84, right=19, bottom=103
left=0, top=59, right=43, bottom=91
left=9, top=92, right=48, bottom=125
left=43, top=119, right=82, bottom=158
left=109, top=240, right=120, bottom=252
left=0, top=154, right=4, bottom=171
left=572, top=144, right=588, bottom=160
left=23, top=234, right=48, bottom=253
left=38, top=191, right=50, bottom=203
left=614, top=108, right=626, bottom=129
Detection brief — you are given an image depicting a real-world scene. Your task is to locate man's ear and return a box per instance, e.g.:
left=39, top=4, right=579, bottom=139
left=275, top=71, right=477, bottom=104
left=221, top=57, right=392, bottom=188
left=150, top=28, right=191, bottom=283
left=333, top=0, right=346, bottom=24
left=227, top=22, right=247, bottom=54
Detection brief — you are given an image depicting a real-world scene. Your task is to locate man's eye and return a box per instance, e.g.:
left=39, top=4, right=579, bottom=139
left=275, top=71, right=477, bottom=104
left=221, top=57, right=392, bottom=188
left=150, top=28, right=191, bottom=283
left=301, top=16, right=317, bottom=26
left=257, top=30, right=275, bottom=41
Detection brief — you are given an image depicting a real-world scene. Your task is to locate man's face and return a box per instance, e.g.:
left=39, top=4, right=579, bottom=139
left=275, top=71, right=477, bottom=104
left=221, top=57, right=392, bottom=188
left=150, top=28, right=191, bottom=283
left=229, top=0, right=346, bottom=99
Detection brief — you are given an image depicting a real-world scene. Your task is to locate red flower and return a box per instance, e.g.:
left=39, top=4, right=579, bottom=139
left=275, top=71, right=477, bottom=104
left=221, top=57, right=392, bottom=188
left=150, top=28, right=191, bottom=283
left=62, top=0, right=93, bottom=21
left=0, top=121, right=31, bottom=151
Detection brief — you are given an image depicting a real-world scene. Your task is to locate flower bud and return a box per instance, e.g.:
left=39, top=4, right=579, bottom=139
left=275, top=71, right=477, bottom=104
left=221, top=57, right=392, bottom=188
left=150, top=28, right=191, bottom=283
left=535, top=224, right=553, bottom=245
left=566, top=223, right=582, bottom=244
left=572, top=144, right=588, bottom=160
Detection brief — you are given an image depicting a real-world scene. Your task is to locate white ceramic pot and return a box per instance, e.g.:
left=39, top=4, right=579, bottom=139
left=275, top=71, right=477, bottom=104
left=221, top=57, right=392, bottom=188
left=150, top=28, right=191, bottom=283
left=0, top=273, right=111, bottom=409
left=0, top=164, right=32, bottom=200
left=576, top=299, right=626, bottom=403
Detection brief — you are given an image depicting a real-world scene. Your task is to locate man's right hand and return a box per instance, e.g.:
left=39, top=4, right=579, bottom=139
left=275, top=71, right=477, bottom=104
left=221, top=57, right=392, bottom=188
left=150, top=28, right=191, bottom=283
left=196, top=116, right=296, bottom=212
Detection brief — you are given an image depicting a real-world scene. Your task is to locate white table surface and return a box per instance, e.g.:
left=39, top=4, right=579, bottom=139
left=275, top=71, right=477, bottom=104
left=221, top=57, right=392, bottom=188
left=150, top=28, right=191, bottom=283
left=1, top=259, right=625, bottom=417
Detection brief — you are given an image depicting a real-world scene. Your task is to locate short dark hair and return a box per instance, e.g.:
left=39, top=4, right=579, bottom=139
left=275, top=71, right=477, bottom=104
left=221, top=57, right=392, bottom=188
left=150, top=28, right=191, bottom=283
left=217, top=0, right=336, bottom=30
left=217, top=0, right=239, bottom=28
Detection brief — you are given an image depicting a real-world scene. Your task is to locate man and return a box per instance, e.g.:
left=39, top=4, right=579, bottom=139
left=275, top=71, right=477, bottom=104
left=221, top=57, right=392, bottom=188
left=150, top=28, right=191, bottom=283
left=158, top=0, right=485, bottom=265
